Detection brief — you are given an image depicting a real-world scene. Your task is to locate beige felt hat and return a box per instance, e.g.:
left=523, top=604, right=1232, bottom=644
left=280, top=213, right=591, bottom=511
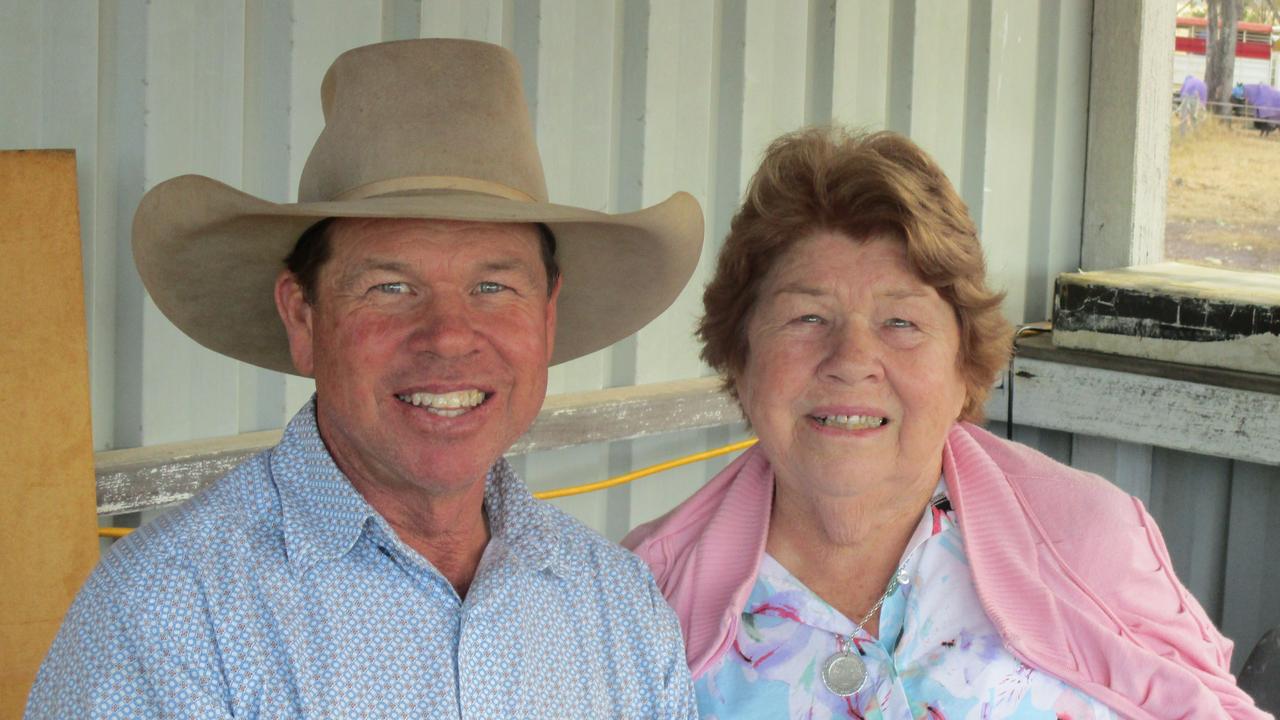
left=132, top=38, right=703, bottom=375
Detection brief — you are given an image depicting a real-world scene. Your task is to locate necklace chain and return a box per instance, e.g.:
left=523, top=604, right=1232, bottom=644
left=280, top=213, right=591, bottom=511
left=837, top=492, right=949, bottom=652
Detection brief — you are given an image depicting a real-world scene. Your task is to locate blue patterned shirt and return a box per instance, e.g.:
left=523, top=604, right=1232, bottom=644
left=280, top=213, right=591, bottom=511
left=28, top=400, right=696, bottom=719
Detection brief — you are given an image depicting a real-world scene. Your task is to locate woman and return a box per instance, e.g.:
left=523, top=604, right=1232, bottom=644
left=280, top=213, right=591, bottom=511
left=624, top=127, right=1267, bottom=719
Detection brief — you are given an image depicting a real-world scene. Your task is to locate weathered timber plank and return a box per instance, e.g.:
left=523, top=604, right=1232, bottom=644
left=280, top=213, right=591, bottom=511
left=96, top=377, right=741, bottom=516
left=987, top=355, right=1280, bottom=466
left=1016, top=332, right=1280, bottom=395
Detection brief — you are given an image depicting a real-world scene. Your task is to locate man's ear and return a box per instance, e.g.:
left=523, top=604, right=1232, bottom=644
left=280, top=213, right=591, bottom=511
left=543, top=275, right=562, bottom=364
left=275, top=270, right=316, bottom=377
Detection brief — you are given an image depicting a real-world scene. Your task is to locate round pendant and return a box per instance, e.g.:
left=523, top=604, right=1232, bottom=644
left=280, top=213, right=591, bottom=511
left=821, top=650, right=867, bottom=696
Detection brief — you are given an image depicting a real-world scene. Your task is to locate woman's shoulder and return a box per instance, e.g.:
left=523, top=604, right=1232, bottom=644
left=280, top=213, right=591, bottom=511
left=622, top=445, right=772, bottom=561
left=952, top=422, right=1141, bottom=532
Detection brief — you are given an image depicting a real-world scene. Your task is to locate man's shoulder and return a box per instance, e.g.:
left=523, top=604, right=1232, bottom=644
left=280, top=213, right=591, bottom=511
left=537, top=502, right=655, bottom=582
left=95, top=449, right=281, bottom=589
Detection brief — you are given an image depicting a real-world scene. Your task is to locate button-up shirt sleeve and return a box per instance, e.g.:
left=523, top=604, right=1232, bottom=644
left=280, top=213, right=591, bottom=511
left=26, top=528, right=235, bottom=719
left=647, top=578, right=700, bottom=719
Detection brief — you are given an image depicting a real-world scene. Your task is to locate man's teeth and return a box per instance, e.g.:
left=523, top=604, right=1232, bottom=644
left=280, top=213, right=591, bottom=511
left=397, top=389, right=486, bottom=417
left=817, top=414, right=887, bottom=430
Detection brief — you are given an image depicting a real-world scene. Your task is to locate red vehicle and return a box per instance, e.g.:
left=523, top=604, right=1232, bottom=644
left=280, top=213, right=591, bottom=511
left=1173, top=16, right=1278, bottom=88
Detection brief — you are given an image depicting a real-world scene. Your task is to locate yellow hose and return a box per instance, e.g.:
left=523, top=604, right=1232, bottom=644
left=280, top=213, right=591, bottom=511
left=97, top=437, right=758, bottom=539
left=534, top=438, right=757, bottom=500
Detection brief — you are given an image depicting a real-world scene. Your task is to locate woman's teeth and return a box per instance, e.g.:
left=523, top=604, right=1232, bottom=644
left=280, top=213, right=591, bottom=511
left=397, top=389, right=486, bottom=417
left=817, top=414, right=887, bottom=430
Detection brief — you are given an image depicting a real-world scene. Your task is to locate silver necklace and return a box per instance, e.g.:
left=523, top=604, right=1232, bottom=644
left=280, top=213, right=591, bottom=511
left=820, top=492, right=948, bottom=697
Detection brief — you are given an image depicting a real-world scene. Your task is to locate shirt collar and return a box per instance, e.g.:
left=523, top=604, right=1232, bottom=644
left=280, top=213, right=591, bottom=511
left=271, top=397, right=568, bottom=579
left=271, top=398, right=376, bottom=575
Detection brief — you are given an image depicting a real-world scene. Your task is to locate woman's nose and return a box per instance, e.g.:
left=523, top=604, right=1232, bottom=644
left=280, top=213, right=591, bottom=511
left=819, top=322, right=884, bottom=384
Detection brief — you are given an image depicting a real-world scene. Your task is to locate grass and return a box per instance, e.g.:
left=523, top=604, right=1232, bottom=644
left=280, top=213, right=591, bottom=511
left=1165, top=115, right=1280, bottom=271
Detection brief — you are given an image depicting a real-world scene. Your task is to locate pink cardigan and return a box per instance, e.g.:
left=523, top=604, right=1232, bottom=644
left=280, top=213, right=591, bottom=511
left=623, top=422, right=1269, bottom=719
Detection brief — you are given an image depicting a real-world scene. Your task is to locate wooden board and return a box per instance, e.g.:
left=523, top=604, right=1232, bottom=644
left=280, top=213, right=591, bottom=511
left=989, top=334, right=1280, bottom=466
left=0, top=150, right=99, bottom=715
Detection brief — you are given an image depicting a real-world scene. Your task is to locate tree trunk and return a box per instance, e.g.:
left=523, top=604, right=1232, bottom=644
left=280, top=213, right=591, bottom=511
left=1206, top=0, right=1239, bottom=115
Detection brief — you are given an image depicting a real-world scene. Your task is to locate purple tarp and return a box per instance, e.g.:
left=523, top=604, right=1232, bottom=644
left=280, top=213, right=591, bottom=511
left=1242, top=83, right=1280, bottom=121
left=1179, top=75, right=1208, bottom=105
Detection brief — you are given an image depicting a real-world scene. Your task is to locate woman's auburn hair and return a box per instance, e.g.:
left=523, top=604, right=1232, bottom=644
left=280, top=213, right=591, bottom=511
left=697, top=126, right=1012, bottom=423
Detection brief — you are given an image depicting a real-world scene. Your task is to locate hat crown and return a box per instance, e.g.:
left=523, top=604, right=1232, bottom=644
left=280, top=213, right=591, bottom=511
left=298, top=39, right=548, bottom=203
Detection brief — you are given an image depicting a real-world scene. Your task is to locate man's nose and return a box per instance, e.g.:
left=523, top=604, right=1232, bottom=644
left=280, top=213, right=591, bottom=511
left=407, top=297, right=480, bottom=357
left=818, top=321, right=884, bottom=384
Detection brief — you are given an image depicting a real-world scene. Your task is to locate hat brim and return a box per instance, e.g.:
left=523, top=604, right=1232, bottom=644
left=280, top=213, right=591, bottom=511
left=132, top=175, right=704, bottom=375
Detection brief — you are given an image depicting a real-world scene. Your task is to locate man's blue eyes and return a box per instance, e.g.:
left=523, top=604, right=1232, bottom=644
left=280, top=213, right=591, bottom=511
left=370, top=281, right=509, bottom=295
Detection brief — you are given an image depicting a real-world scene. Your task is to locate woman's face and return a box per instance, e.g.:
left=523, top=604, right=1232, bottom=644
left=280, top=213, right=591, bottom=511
left=739, top=231, right=967, bottom=503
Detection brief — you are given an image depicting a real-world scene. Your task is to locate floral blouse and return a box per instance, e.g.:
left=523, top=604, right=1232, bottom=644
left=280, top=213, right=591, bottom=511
left=694, top=480, right=1118, bottom=719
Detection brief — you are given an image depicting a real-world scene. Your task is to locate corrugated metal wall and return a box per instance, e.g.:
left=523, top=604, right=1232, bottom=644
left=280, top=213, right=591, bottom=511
left=5, top=0, right=1275, bottom=671
left=1, top=0, right=1093, bottom=519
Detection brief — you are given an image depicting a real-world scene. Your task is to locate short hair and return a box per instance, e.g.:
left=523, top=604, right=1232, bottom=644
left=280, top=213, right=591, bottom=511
left=284, top=219, right=560, bottom=304
left=697, top=126, right=1011, bottom=422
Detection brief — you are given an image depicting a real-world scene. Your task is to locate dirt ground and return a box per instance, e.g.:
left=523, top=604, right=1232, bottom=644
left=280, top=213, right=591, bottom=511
left=1166, top=115, right=1280, bottom=272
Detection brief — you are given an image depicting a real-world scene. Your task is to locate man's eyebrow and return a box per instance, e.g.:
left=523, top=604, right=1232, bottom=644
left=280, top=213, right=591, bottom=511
left=336, top=259, right=412, bottom=287
left=478, top=259, right=535, bottom=274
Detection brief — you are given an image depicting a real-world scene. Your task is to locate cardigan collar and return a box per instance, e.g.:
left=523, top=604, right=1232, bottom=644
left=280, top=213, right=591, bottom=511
left=629, top=422, right=1076, bottom=678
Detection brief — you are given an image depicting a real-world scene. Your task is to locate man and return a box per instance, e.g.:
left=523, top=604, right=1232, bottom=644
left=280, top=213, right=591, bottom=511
left=27, top=39, right=703, bottom=718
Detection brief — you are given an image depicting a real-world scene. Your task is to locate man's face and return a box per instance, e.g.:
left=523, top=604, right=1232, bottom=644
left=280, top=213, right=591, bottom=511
left=276, top=218, right=559, bottom=500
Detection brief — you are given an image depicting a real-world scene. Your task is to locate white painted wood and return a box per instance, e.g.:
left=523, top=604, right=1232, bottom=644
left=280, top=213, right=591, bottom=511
left=977, top=0, right=1040, bottom=323
left=420, top=0, right=512, bottom=45
left=1023, top=0, right=1091, bottom=320
left=138, top=1, right=246, bottom=445
left=1069, top=435, right=1154, bottom=503
left=739, top=0, right=810, bottom=194
left=381, top=0, right=421, bottom=42
left=958, top=0, right=991, bottom=217
left=830, top=0, right=892, bottom=130
left=908, top=0, right=970, bottom=180
left=0, top=3, right=42, bottom=144
left=1221, top=461, right=1280, bottom=673
left=986, top=356, right=1280, bottom=467
left=1081, top=0, right=1174, bottom=271
left=1148, top=448, right=1232, bottom=622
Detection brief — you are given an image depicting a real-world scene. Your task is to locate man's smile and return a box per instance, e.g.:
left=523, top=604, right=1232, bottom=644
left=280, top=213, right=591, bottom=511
left=396, top=389, right=490, bottom=418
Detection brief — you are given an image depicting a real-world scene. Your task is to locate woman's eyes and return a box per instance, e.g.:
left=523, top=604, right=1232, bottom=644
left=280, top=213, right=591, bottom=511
left=787, top=315, right=915, bottom=329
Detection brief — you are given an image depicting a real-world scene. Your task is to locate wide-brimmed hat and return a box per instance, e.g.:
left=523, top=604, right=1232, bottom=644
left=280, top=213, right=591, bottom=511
left=133, top=38, right=703, bottom=375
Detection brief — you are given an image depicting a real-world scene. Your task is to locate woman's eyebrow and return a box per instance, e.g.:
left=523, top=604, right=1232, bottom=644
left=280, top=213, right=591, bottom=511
left=881, top=287, right=931, bottom=299
left=771, top=282, right=827, bottom=298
